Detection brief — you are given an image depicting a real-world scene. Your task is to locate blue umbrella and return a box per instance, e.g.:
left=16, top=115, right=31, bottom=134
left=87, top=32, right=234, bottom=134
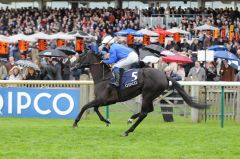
left=115, top=29, right=137, bottom=36
left=208, top=45, right=227, bottom=51
left=214, top=51, right=240, bottom=61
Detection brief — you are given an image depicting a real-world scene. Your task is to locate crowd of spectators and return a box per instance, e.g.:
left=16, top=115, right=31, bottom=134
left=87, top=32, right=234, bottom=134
left=0, top=6, right=240, bottom=81
left=0, top=7, right=140, bottom=37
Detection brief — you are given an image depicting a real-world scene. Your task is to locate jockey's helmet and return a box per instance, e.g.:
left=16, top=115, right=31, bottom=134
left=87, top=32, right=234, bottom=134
left=102, top=35, right=115, bottom=45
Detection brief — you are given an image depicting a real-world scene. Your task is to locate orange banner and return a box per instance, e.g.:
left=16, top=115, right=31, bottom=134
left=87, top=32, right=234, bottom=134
left=221, top=28, right=226, bottom=39
left=214, top=29, right=219, bottom=39
left=38, top=39, right=47, bottom=51
left=159, top=34, right=165, bottom=44
left=143, top=35, right=150, bottom=45
left=236, top=32, right=239, bottom=42
left=174, top=33, right=180, bottom=43
left=0, top=42, right=8, bottom=55
left=18, top=40, right=28, bottom=52
left=76, top=37, right=84, bottom=53
left=57, top=39, right=65, bottom=47
left=229, top=32, right=234, bottom=42
left=127, top=34, right=134, bottom=45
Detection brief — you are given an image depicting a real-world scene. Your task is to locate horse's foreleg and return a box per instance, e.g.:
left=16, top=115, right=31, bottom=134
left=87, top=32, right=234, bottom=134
left=94, top=107, right=111, bottom=125
left=122, top=112, right=148, bottom=136
left=127, top=113, right=140, bottom=124
left=73, top=99, right=102, bottom=128
left=123, top=95, right=154, bottom=136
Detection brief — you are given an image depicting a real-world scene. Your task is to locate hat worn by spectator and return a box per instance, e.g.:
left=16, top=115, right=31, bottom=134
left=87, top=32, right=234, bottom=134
left=9, top=66, right=21, bottom=75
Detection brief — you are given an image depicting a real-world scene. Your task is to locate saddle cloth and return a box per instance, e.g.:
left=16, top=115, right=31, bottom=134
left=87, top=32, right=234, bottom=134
left=120, top=69, right=139, bottom=89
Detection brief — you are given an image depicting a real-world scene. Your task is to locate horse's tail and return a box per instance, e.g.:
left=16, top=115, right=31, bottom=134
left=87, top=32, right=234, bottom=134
left=167, top=77, right=209, bottom=109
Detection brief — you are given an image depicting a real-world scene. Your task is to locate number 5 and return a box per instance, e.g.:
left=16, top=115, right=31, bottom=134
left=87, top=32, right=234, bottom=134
left=131, top=72, right=138, bottom=81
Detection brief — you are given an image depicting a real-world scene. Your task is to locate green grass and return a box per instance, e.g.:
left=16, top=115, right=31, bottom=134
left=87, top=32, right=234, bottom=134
left=1, top=111, right=240, bottom=159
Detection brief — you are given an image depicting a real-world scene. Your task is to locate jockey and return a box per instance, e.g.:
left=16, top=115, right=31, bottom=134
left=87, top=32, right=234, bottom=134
left=101, top=35, right=139, bottom=87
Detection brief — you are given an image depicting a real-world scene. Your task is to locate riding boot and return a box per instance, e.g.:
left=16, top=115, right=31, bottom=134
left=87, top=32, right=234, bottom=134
left=111, top=67, right=120, bottom=87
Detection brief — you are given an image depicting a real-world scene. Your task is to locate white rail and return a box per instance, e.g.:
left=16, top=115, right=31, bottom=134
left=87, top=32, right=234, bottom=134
left=0, top=80, right=240, bottom=87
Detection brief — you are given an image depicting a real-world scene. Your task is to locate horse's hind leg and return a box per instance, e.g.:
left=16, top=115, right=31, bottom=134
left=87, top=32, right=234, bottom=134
left=94, top=106, right=111, bottom=125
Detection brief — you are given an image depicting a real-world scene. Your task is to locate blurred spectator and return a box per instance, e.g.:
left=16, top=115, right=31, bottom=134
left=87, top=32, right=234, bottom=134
left=9, top=43, right=21, bottom=61
left=158, top=57, right=168, bottom=72
left=220, top=60, right=235, bottom=81
left=62, top=57, right=71, bottom=80
left=165, top=40, right=174, bottom=50
left=164, top=66, right=182, bottom=81
left=181, top=39, right=190, bottom=51
left=25, top=67, right=39, bottom=80
left=5, top=56, right=15, bottom=73
left=52, top=58, right=63, bottom=80
left=235, top=71, right=240, bottom=81
left=176, top=64, right=185, bottom=81
left=0, top=60, right=7, bottom=80
left=187, top=61, right=206, bottom=81
left=29, top=43, right=39, bottom=61
left=40, top=57, right=54, bottom=80
left=205, top=61, right=217, bottom=81
left=8, top=66, right=23, bottom=80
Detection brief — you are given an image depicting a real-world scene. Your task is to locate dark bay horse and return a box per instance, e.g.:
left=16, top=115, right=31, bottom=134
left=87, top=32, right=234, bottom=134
left=73, top=52, right=208, bottom=136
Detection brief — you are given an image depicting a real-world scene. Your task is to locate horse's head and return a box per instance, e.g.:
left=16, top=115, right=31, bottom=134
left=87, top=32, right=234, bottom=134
left=75, top=51, right=103, bottom=69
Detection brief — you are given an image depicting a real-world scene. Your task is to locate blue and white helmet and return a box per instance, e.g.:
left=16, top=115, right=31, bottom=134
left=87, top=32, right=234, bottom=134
left=102, top=35, right=115, bottom=45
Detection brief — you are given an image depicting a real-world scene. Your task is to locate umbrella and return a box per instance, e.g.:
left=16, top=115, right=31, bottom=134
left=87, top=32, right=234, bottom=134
left=154, top=28, right=173, bottom=36
left=228, top=60, right=240, bottom=70
left=39, top=49, right=67, bottom=57
left=15, top=60, right=40, bottom=70
left=167, top=27, right=190, bottom=34
left=160, top=50, right=175, bottom=56
left=0, top=35, right=9, bottom=42
left=115, top=28, right=137, bottom=36
left=143, top=44, right=164, bottom=54
left=163, top=54, right=192, bottom=63
left=142, top=56, right=159, bottom=64
left=135, top=29, right=159, bottom=36
left=8, top=34, right=37, bottom=43
left=29, top=32, right=51, bottom=40
left=139, top=49, right=160, bottom=59
left=208, top=45, right=227, bottom=51
left=49, top=32, right=75, bottom=40
left=56, top=46, right=76, bottom=55
left=68, top=30, right=93, bottom=38
left=194, top=24, right=219, bottom=31
left=214, top=51, right=240, bottom=61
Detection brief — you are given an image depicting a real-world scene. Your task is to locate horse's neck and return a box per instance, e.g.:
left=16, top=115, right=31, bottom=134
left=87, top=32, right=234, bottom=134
left=89, top=64, right=112, bottom=82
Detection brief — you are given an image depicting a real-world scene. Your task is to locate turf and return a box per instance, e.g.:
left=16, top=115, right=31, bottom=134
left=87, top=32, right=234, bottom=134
left=0, top=111, right=240, bottom=159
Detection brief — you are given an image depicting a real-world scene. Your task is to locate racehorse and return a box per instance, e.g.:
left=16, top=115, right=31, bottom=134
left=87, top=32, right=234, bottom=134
left=73, top=52, right=208, bottom=136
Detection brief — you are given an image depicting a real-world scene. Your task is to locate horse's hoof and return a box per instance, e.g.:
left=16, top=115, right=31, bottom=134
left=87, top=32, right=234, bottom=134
left=106, top=119, right=111, bottom=125
left=72, top=123, right=78, bottom=128
left=120, top=132, right=128, bottom=137
left=106, top=120, right=111, bottom=127
left=127, top=119, right=133, bottom=124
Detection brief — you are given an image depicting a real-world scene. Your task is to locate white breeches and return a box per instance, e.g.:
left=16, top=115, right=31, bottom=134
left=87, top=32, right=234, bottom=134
left=113, top=51, right=138, bottom=69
